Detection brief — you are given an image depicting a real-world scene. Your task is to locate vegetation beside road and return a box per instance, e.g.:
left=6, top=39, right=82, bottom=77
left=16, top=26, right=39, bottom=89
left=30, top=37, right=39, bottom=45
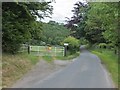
left=2, top=53, right=39, bottom=88
left=91, top=48, right=118, bottom=87
left=2, top=51, right=80, bottom=88
left=2, top=1, right=119, bottom=89
left=42, top=51, right=80, bottom=63
left=55, top=52, right=80, bottom=60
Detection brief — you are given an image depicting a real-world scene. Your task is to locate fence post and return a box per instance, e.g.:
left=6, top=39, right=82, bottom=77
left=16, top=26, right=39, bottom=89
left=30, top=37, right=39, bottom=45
left=28, top=44, right=30, bottom=54
left=64, top=46, right=67, bottom=56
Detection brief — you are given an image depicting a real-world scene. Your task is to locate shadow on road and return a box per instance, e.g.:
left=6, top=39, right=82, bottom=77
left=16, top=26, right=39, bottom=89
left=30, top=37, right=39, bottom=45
left=80, top=45, right=88, bottom=52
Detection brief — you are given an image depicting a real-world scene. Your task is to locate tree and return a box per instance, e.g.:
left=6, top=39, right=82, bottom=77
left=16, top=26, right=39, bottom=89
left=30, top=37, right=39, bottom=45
left=41, top=21, right=71, bottom=45
left=85, top=2, right=118, bottom=47
left=2, top=2, right=53, bottom=53
left=63, top=36, right=80, bottom=53
left=65, top=1, right=88, bottom=39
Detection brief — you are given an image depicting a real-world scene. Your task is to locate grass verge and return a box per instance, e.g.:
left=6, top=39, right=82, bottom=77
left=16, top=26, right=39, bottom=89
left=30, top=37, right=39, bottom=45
left=2, top=53, right=39, bottom=88
left=91, top=49, right=118, bottom=87
left=55, top=52, right=80, bottom=60
left=41, top=52, right=80, bottom=62
left=42, top=56, right=53, bottom=63
left=2, top=51, right=80, bottom=87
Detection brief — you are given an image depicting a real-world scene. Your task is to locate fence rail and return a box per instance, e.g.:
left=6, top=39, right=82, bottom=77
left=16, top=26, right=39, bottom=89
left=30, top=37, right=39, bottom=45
left=20, top=45, right=65, bottom=56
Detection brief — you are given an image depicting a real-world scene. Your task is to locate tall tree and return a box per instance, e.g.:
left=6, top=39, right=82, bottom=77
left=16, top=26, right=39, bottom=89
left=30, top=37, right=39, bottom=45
left=2, top=2, right=53, bottom=53
left=85, top=2, right=118, bottom=46
left=65, top=1, right=88, bottom=39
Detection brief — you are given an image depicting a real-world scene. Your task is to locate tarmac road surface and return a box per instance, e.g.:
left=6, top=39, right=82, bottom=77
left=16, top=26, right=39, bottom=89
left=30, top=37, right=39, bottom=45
left=12, top=45, right=114, bottom=88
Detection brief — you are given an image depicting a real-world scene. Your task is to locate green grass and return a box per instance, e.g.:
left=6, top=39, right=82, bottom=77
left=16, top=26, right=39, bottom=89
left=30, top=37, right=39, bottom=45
left=21, top=53, right=39, bottom=65
left=55, top=52, right=80, bottom=60
left=91, top=49, right=118, bottom=87
left=42, top=56, right=53, bottom=62
left=41, top=52, right=80, bottom=62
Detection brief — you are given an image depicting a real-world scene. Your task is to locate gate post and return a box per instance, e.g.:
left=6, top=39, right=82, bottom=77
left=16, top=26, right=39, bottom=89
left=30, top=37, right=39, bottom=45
left=28, top=44, right=30, bottom=54
left=64, top=43, right=69, bottom=56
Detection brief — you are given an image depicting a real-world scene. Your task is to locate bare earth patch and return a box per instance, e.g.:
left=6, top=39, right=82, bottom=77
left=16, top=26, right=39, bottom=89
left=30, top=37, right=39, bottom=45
left=12, top=59, right=73, bottom=88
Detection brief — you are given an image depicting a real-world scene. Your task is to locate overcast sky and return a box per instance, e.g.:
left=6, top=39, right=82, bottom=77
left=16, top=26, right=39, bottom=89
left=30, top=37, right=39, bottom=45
left=41, top=0, right=86, bottom=23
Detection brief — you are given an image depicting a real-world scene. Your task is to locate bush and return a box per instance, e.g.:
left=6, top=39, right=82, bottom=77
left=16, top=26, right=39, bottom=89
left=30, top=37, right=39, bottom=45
left=107, top=43, right=114, bottom=49
left=2, top=41, right=21, bottom=54
left=79, top=38, right=89, bottom=45
left=63, top=36, right=80, bottom=53
left=98, top=43, right=107, bottom=48
left=86, top=43, right=92, bottom=49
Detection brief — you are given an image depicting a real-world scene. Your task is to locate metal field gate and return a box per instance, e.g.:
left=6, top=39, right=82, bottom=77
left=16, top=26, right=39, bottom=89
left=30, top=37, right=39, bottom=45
left=29, top=46, right=65, bottom=56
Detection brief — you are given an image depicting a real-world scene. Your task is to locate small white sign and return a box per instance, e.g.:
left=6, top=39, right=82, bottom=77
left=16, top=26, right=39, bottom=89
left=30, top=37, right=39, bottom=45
left=64, top=43, right=69, bottom=46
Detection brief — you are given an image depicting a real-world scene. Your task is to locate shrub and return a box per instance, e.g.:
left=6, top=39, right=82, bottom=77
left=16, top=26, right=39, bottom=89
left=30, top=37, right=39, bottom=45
left=79, top=38, right=89, bottom=45
left=63, top=36, right=80, bottom=53
left=98, top=43, right=107, bottom=48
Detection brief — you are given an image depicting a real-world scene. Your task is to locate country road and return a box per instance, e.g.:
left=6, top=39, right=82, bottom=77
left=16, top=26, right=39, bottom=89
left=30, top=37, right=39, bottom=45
left=12, top=46, right=114, bottom=88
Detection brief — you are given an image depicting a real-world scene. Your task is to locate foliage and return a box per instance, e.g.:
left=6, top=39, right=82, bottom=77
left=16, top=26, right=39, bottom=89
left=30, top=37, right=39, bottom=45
left=85, top=2, right=118, bottom=47
left=41, top=21, right=71, bottom=45
left=98, top=43, right=107, bottom=48
left=66, top=2, right=118, bottom=52
left=2, top=2, right=53, bottom=54
left=63, top=36, right=80, bottom=52
left=65, top=1, right=88, bottom=39
left=79, top=37, right=89, bottom=45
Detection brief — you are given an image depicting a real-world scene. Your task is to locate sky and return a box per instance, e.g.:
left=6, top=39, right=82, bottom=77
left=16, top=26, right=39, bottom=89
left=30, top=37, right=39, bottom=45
left=41, top=0, right=86, bottom=24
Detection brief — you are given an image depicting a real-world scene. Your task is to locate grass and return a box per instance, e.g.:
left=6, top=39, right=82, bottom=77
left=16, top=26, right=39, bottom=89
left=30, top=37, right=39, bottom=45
left=42, top=56, right=53, bottom=63
left=2, top=53, right=39, bottom=88
left=91, top=48, right=118, bottom=87
left=2, top=50, right=80, bottom=88
left=41, top=52, right=80, bottom=63
left=20, top=53, right=39, bottom=65
left=55, top=52, right=80, bottom=60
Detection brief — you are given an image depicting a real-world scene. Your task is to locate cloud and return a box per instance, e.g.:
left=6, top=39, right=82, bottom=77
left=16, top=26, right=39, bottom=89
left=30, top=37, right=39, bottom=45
left=42, top=0, right=85, bottom=23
